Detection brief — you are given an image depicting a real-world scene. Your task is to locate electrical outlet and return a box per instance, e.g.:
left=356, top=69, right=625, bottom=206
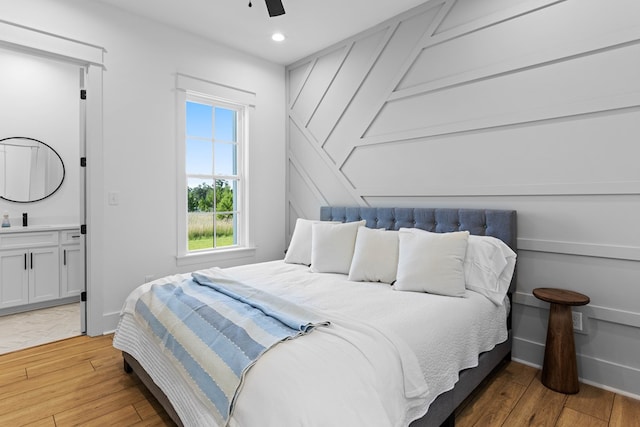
left=572, top=311, right=583, bottom=332
left=107, top=191, right=120, bottom=206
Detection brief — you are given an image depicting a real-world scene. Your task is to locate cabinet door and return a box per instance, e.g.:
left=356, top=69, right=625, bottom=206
left=28, top=247, right=60, bottom=303
left=0, top=250, right=29, bottom=308
left=61, top=245, right=82, bottom=297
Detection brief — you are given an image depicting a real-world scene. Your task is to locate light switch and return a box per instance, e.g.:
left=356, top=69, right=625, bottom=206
left=108, top=191, right=120, bottom=206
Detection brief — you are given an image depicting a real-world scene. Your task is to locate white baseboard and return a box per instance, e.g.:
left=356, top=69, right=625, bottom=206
left=101, top=311, right=121, bottom=335
left=513, top=337, right=640, bottom=399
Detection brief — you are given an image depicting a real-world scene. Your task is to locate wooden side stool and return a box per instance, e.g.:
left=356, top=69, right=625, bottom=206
left=533, top=287, right=590, bottom=394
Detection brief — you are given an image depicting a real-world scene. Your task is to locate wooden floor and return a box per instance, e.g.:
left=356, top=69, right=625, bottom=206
left=455, top=360, right=640, bottom=427
left=1, top=335, right=639, bottom=426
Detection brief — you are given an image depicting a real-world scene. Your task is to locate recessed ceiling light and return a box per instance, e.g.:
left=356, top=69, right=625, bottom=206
left=271, top=33, right=285, bottom=42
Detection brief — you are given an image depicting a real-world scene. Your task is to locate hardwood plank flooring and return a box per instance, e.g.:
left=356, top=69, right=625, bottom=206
left=0, top=335, right=173, bottom=427
left=0, top=335, right=638, bottom=426
left=457, top=361, right=640, bottom=427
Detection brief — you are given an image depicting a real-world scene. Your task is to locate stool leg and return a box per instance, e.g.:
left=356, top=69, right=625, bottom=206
left=541, top=303, right=579, bottom=394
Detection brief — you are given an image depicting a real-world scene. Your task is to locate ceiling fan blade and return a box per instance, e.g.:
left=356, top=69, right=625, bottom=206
left=265, top=0, right=285, bottom=17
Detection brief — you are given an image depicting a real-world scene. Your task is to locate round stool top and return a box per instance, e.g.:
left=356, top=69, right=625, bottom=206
left=533, top=287, right=590, bottom=306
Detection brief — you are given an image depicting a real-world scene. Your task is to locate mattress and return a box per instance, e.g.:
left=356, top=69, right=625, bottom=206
left=113, top=260, right=508, bottom=426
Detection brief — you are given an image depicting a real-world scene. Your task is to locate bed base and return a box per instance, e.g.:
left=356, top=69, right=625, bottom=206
left=123, top=352, right=184, bottom=427
left=410, top=334, right=512, bottom=426
left=123, top=333, right=511, bottom=427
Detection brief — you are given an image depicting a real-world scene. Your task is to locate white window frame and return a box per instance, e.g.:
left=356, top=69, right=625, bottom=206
left=175, top=74, right=255, bottom=265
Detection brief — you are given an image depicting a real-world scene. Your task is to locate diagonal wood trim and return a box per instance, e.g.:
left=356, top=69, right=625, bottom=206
left=289, top=58, right=317, bottom=110
left=359, top=0, right=563, bottom=142
left=287, top=153, right=329, bottom=207
left=391, top=23, right=640, bottom=102
left=288, top=115, right=364, bottom=206
left=359, top=91, right=640, bottom=146
left=359, top=0, right=453, bottom=141
left=421, top=0, right=565, bottom=52
left=305, top=42, right=353, bottom=130
left=323, top=24, right=397, bottom=151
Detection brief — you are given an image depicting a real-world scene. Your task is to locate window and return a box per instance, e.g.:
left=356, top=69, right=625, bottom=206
left=176, top=74, right=255, bottom=263
left=181, top=94, right=245, bottom=254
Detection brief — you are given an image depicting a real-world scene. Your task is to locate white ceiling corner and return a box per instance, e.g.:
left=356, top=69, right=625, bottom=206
left=93, top=0, right=428, bottom=65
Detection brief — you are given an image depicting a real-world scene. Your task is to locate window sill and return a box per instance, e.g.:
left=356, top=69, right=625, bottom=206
left=176, top=246, right=256, bottom=267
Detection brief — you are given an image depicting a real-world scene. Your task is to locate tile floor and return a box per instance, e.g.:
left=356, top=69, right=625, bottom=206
left=0, top=303, right=81, bottom=354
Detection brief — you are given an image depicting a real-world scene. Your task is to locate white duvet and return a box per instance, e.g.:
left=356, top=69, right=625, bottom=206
left=113, top=260, right=508, bottom=427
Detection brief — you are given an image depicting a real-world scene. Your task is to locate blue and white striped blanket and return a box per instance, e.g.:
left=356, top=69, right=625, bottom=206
left=133, top=271, right=329, bottom=426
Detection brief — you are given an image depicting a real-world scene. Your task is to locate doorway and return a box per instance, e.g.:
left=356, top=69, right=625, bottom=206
left=0, top=46, right=87, bottom=353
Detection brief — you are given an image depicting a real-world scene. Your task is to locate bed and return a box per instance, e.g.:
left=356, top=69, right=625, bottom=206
left=113, top=206, right=517, bottom=427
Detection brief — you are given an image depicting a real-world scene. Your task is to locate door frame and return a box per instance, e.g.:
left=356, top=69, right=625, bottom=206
left=0, top=20, right=106, bottom=336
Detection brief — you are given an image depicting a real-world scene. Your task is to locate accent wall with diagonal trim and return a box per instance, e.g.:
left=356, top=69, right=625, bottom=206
left=286, top=0, right=640, bottom=398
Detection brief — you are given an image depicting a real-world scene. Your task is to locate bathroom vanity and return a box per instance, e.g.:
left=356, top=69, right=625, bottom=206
left=0, top=225, right=82, bottom=314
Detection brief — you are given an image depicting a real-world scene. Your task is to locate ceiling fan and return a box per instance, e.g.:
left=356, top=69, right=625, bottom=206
left=248, top=0, right=285, bottom=17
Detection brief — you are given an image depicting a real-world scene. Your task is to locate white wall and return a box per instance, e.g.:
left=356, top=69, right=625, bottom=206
left=2, top=0, right=286, bottom=332
left=286, top=0, right=640, bottom=397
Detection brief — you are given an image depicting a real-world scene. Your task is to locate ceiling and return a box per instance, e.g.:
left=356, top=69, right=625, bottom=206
left=94, top=0, right=428, bottom=65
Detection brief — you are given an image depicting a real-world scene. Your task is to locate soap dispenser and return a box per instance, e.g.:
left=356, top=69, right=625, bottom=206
left=1, top=212, right=10, bottom=228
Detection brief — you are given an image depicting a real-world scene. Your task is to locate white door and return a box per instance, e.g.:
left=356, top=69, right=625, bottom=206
left=0, top=47, right=85, bottom=330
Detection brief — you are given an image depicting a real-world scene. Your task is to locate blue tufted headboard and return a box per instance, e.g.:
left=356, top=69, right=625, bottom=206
left=320, top=207, right=516, bottom=251
left=320, top=206, right=517, bottom=294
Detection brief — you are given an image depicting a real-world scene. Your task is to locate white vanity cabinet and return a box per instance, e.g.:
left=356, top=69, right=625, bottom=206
left=60, top=230, right=82, bottom=297
left=0, top=249, right=30, bottom=308
left=29, top=246, right=60, bottom=303
left=0, top=227, right=81, bottom=310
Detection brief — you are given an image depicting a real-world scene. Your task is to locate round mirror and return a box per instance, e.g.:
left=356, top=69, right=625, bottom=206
left=0, top=137, right=65, bottom=203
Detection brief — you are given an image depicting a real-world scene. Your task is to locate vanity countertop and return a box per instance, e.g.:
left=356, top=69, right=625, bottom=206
left=0, top=224, right=80, bottom=234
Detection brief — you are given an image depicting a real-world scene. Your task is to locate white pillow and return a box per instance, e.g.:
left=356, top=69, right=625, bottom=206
left=310, top=220, right=366, bottom=274
left=284, top=218, right=328, bottom=266
left=348, top=227, right=399, bottom=284
left=394, top=228, right=469, bottom=297
left=464, top=235, right=517, bottom=305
